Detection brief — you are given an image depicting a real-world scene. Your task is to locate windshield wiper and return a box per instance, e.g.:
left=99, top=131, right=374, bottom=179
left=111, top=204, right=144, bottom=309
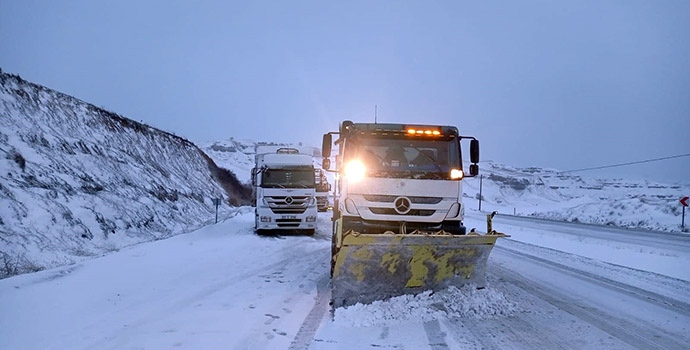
left=278, top=183, right=310, bottom=188
left=412, top=147, right=444, bottom=173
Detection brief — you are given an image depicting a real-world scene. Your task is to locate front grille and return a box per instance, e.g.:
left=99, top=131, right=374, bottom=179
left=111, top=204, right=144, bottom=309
left=363, top=195, right=443, bottom=204
left=271, top=208, right=307, bottom=214
left=266, top=195, right=310, bottom=214
left=369, top=208, right=435, bottom=216
left=276, top=218, right=301, bottom=227
left=266, top=196, right=310, bottom=206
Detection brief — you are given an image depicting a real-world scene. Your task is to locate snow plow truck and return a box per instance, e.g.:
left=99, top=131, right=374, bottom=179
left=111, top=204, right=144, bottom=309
left=321, top=121, right=508, bottom=307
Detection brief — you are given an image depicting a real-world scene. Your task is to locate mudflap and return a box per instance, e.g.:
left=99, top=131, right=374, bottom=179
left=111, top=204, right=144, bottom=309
left=331, top=221, right=506, bottom=308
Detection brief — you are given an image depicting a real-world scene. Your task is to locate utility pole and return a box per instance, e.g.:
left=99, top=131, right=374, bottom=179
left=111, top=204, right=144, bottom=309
left=478, top=174, right=483, bottom=211
left=374, top=105, right=378, bottom=124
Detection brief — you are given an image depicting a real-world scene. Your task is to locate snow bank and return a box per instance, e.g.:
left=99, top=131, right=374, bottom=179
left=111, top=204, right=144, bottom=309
left=463, top=162, right=690, bottom=232
left=334, top=285, right=519, bottom=327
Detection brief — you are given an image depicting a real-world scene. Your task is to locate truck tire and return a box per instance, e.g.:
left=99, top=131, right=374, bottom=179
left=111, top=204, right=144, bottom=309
left=256, top=229, right=269, bottom=236
left=441, top=221, right=467, bottom=235
left=330, top=228, right=338, bottom=277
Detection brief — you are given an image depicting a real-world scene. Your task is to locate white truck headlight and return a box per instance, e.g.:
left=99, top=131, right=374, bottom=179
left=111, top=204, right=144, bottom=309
left=345, top=160, right=366, bottom=182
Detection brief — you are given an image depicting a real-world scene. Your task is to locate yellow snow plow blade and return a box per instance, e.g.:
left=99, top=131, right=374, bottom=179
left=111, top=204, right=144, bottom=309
left=331, top=214, right=508, bottom=307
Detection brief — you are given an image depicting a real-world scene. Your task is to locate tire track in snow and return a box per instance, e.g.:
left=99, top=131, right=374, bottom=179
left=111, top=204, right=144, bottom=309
left=288, top=273, right=331, bottom=350
left=84, top=240, right=319, bottom=350
left=494, top=245, right=690, bottom=316
left=445, top=314, right=571, bottom=350
left=423, top=320, right=450, bottom=349
left=492, top=263, right=688, bottom=350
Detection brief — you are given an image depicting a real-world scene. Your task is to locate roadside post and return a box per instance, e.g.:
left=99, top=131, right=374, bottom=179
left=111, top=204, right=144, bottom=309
left=213, top=197, right=222, bottom=223
left=681, top=196, right=689, bottom=229
left=478, top=174, right=483, bottom=211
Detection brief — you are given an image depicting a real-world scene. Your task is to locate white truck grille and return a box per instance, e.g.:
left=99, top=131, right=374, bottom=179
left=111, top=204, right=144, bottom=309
left=266, top=196, right=310, bottom=214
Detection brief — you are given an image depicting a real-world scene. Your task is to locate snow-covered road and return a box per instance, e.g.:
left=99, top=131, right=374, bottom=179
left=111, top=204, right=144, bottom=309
left=2, top=208, right=689, bottom=349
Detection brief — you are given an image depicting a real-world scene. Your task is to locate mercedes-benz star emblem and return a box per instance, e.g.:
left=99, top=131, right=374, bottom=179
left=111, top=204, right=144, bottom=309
left=394, top=197, right=411, bottom=214
left=285, top=196, right=293, bottom=204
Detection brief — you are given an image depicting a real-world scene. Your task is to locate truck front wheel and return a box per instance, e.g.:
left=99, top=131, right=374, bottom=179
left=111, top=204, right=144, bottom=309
left=441, top=221, right=467, bottom=235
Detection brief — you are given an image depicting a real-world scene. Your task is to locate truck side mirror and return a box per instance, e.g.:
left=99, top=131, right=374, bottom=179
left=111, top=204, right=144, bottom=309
left=322, top=158, right=331, bottom=170
left=470, top=139, right=479, bottom=164
left=327, top=184, right=332, bottom=191
left=322, top=134, right=332, bottom=157
left=469, top=164, right=479, bottom=176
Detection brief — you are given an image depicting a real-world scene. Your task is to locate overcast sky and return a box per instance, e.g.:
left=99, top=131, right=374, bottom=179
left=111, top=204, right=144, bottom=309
left=1, top=1, right=689, bottom=184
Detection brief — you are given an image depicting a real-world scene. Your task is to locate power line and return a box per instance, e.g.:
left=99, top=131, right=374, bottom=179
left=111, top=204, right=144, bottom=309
left=563, top=153, right=690, bottom=173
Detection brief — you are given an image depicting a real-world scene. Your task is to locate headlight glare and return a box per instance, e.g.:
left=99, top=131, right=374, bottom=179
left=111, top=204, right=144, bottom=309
left=345, top=160, right=366, bottom=182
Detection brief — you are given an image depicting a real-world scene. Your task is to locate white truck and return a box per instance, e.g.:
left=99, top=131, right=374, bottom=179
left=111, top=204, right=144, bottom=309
left=252, top=146, right=317, bottom=235
left=314, top=169, right=331, bottom=212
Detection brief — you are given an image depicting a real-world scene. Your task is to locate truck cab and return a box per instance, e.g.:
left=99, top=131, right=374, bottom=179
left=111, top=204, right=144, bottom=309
left=323, top=122, right=479, bottom=235
left=321, top=121, right=504, bottom=307
left=252, top=147, right=318, bottom=235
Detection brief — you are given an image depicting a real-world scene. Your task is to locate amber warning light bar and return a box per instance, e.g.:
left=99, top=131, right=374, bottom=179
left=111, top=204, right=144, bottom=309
left=407, top=128, right=441, bottom=136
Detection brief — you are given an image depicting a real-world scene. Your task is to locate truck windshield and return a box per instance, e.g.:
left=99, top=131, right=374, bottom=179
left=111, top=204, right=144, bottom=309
left=344, top=136, right=461, bottom=180
left=262, top=169, right=315, bottom=188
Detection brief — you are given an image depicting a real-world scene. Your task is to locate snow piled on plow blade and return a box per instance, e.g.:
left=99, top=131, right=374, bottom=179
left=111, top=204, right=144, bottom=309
left=331, top=233, right=505, bottom=308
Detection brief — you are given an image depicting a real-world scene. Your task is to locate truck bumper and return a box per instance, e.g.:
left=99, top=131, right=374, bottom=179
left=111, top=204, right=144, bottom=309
left=341, top=215, right=466, bottom=235
left=255, top=207, right=318, bottom=230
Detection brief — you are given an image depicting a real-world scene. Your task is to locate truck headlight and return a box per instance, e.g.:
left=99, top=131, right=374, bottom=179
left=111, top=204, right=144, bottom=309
left=450, top=169, right=464, bottom=180
left=345, top=160, right=366, bottom=182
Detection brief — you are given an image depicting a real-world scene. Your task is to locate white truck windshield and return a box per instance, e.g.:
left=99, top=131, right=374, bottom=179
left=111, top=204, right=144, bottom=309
left=345, top=137, right=461, bottom=180
left=261, top=169, right=315, bottom=188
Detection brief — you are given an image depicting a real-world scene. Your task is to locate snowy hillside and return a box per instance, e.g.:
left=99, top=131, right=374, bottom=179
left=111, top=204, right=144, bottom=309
left=463, top=162, right=690, bottom=232
left=202, top=138, right=320, bottom=184
left=0, top=72, right=248, bottom=278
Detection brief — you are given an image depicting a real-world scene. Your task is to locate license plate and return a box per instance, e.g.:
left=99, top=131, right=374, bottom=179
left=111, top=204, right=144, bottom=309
left=282, top=215, right=297, bottom=219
